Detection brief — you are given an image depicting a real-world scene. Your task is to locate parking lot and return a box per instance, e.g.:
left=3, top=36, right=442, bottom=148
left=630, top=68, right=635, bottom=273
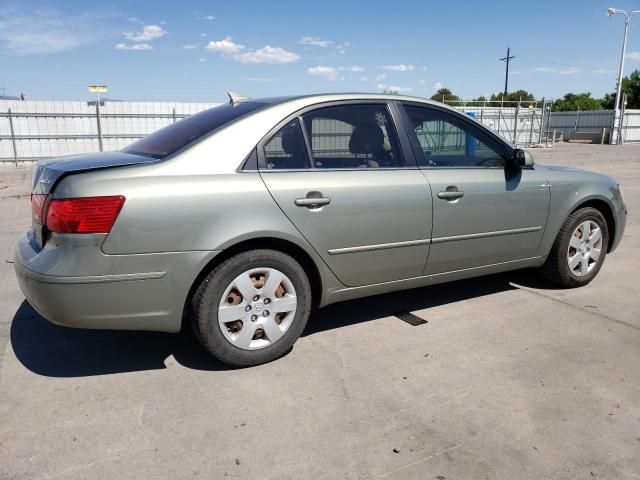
left=0, top=143, right=639, bottom=479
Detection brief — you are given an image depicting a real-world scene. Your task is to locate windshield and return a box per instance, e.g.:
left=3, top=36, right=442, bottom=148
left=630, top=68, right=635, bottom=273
left=122, top=102, right=265, bottom=159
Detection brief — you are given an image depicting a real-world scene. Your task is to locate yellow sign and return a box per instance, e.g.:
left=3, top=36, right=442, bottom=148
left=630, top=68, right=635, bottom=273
left=88, top=85, right=108, bottom=93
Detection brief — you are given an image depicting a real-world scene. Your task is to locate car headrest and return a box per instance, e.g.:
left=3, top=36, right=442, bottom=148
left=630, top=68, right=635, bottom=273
left=282, top=127, right=305, bottom=156
left=349, top=124, right=384, bottom=155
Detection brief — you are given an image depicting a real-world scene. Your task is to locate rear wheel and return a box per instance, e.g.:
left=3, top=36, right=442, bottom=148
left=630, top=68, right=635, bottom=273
left=191, top=249, right=311, bottom=367
left=542, top=207, right=608, bottom=288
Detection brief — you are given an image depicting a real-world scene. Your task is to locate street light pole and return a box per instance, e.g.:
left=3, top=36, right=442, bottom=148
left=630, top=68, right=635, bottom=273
left=608, top=7, right=640, bottom=144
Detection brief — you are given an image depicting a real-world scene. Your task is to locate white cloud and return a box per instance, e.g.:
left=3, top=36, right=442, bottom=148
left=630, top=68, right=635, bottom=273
left=299, top=36, right=333, bottom=47
left=434, top=82, right=443, bottom=90
left=519, top=66, right=580, bottom=75
left=200, top=33, right=207, bottom=37
left=308, top=65, right=365, bottom=80
left=124, top=25, right=167, bottom=42
left=206, top=36, right=245, bottom=54
left=419, top=79, right=425, bottom=85
left=235, top=45, right=300, bottom=64
left=0, top=7, right=103, bottom=55
left=376, top=83, right=412, bottom=92
left=389, top=85, right=413, bottom=92
left=127, top=17, right=141, bottom=23
left=243, top=77, right=275, bottom=82
left=182, top=44, right=199, bottom=49
left=375, top=73, right=387, bottom=81
left=115, top=43, right=153, bottom=50
left=202, top=15, right=216, bottom=21
left=359, top=76, right=368, bottom=81
left=308, top=66, right=338, bottom=80
left=206, top=37, right=300, bottom=64
left=341, top=65, right=364, bottom=72
left=198, top=57, right=206, bottom=62
left=591, top=68, right=616, bottom=74
left=382, top=64, right=415, bottom=72
left=531, top=67, right=555, bottom=73
left=626, top=51, right=640, bottom=61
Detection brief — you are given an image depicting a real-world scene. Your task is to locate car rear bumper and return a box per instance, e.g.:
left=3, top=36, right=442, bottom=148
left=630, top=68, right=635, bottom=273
left=14, top=230, right=218, bottom=332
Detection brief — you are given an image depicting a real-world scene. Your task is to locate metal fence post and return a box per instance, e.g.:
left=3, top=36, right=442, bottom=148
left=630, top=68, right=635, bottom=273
left=538, top=98, right=546, bottom=145
left=528, top=107, right=535, bottom=146
left=513, top=103, right=520, bottom=146
left=574, top=109, right=580, bottom=132
left=619, top=93, right=627, bottom=145
left=8, top=108, right=18, bottom=165
left=96, top=101, right=104, bottom=152
left=172, top=107, right=177, bottom=123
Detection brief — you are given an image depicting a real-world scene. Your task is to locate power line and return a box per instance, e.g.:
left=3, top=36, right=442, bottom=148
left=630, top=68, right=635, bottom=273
left=499, top=47, right=515, bottom=97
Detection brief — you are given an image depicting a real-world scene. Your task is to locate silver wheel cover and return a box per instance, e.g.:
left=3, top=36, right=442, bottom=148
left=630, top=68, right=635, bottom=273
left=218, top=267, right=297, bottom=350
left=567, top=220, right=603, bottom=277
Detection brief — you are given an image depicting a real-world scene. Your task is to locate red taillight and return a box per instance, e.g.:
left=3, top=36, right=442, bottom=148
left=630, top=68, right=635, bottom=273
left=31, top=194, right=48, bottom=224
left=45, top=196, right=126, bottom=234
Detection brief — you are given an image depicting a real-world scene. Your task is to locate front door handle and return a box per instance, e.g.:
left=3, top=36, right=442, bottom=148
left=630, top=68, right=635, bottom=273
left=295, top=192, right=331, bottom=208
left=437, top=189, right=464, bottom=200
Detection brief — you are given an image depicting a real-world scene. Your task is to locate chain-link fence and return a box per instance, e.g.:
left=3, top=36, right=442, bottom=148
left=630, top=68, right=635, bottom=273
left=2, top=99, right=639, bottom=164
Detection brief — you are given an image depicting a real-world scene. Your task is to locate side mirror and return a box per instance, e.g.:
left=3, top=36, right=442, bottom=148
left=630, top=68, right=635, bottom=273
left=510, top=149, right=534, bottom=170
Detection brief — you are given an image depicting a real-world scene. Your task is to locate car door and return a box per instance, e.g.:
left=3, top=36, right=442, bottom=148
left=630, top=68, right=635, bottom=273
left=258, top=102, right=433, bottom=287
left=399, top=102, right=550, bottom=275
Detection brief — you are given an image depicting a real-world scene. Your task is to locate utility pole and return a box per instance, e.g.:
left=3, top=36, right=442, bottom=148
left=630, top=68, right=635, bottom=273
left=500, top=47, right=515, bottom=98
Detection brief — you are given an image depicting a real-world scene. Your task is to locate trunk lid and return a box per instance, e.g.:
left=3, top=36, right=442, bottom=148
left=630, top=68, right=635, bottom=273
left=32, top=151, right=158, bottom=195
left=31, top=152, right=157, bottom=248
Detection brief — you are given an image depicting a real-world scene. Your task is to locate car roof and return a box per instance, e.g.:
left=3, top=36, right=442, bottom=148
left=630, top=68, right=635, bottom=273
left=248, top=93, right=458, bottom=113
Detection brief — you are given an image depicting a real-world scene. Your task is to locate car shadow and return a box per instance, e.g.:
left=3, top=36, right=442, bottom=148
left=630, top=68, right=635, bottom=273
left=10, top=269, right=556, bottom=378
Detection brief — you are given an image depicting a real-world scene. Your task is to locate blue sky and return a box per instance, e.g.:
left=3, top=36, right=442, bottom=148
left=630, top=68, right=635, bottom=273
left=1, top=0, right=640, bottom=102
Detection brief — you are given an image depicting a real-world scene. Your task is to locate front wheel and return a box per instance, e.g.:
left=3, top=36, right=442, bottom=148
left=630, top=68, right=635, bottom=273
left=542, top=207, right=609, bottom=288
left=191, top=249, right=312, bottom=367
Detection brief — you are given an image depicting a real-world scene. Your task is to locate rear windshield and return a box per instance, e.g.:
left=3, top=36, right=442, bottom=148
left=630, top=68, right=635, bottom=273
left=122, top=102, right=265, bottom=159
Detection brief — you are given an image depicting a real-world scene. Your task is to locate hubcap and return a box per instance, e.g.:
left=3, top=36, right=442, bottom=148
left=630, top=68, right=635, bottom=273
left=218, top=267, right=297, bottom=350
left=567, top=220, right=603, bottom=277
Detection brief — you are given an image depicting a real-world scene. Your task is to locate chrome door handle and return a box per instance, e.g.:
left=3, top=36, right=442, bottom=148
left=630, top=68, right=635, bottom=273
left=294, top=196, right=331, bottom=208
left=437, top=190, right=464, bottom=200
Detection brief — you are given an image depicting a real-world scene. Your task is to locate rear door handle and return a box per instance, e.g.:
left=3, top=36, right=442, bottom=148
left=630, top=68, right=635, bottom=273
left=294, top=194, right=331, bottom=208
left=437, top=190, right=464, bottom=200
left=437, top=191, right=464, bottom=200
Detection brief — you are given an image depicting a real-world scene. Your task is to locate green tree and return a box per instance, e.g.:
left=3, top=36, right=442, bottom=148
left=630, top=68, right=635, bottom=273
left=552, top=92, right=604, bottom=112
left=430, top=88, right=460, bottom=105
left=489, top=90, right=536, bottom=103
left=465, top=95, right=488, bottom=107
left=600, top=70, right=640, bottom=109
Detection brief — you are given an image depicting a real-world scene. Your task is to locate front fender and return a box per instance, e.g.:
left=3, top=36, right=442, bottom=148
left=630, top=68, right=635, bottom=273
left=538, top=169, right=624, bottom=257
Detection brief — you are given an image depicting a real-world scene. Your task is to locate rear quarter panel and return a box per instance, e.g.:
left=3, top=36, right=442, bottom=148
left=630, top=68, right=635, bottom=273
left=53, top=163, right=343, bottom=299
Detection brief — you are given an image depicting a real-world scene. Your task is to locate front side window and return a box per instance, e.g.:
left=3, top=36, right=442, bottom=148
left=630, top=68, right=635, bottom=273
left=263, top=119, right=311, bottom=169
left=403, top=105, right=505, bottom=168
left=302, top=104, right=403, bottom=169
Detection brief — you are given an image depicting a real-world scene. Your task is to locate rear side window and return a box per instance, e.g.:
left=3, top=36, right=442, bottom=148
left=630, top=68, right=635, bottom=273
left=122, top=102, right=265, bottom=159
left=263, top=119, right=311, bottom=169
left=302, top=104, right=403, bottom=169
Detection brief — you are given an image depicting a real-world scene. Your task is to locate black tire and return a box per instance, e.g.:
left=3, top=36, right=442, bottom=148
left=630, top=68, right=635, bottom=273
left=542, top=207, right=609, bottom=288
left=190, top=249, right=312, bottom=367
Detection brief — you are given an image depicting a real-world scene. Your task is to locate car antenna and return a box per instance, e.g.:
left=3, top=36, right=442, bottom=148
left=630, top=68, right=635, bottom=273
left=227, top=91, right=250, bottom=105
